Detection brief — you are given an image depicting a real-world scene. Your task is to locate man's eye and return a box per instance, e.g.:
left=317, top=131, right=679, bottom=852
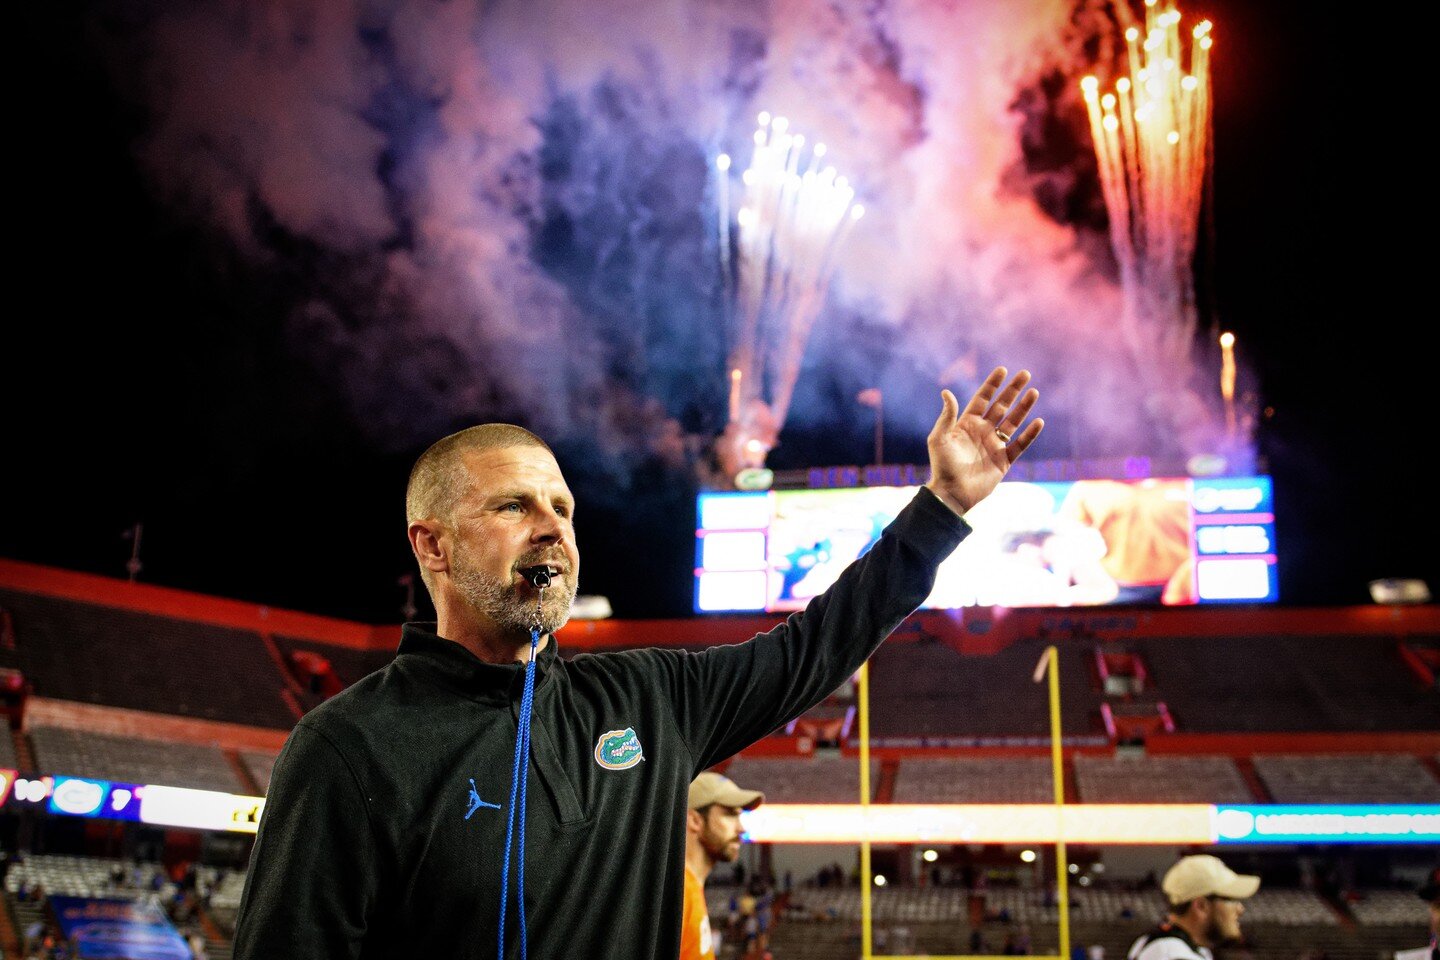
left=503, top=502, right=523, bottom=513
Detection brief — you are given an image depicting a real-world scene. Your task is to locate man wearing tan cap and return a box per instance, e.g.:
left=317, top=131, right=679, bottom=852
left=681, top=772, right=765, bottom=960
left=1128, top=855, right=1260, bottom=960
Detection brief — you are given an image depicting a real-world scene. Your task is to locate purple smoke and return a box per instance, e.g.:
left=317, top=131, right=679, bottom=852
left=109, top=0, right=1252, bottom=479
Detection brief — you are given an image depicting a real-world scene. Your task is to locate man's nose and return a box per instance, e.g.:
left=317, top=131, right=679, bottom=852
left=530, top=504, right=565, bottom=543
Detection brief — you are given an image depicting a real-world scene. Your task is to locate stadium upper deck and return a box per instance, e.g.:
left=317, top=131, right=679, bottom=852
left=1, top=557, right=1438, bottom=802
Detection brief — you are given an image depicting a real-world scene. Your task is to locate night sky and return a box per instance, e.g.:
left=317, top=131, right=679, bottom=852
left=5, top=2, right=1431, bottom=625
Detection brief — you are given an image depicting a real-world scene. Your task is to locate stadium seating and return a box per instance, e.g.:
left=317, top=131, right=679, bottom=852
left=29, top=725, right=244, bottom=793
left=892, top=756, right=1056, bottom=803
left=3, top=551, right=1437, bottom=960
left=724, top=887, right=1406, bottom=960
left=208, top=869, right=247, bottom=912
left=272, top=635, right=392, bottom=690
left=3, top=853, right=175, bottom=901
left=760, top=915, right=1421, bottom=960
left=1349, top=889, right=1431, bottom=925
left=206, top=869, right=249, bottom=936
left=239, top=750, right=279, bottom=793
left=1068, top=886, right=1164, bottom=922
left=6, top=584, right=1437, bottom=743
left=979, top=886, right=1059, bottom=924
left=0, top=730, right=18, bottom=769
left=1073, top=754, right=1254, bottom=803
left=1252, top=754, right=1440, bottom=803
left=702, top=884, right=1347, bottom=929
left=869, top=637, right=1100, bottom=739
left=0, top=588, right=296, bottom=729
left=724, top=754, right=880, bottom=802
left=1139, top=635, right=1440, bottom=732
left=2, top=853, right=240, bottom=959
left=1240, top=888, right=1339, bottom=925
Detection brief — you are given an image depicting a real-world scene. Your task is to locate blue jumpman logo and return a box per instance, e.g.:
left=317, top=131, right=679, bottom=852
left=466, top=778, right=502, bottom=820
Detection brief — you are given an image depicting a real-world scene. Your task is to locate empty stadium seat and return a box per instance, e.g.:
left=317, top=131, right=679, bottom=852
left=892, top=756, right=1056, bottom=803
left=723, top=754, right=880, bottom=802
left=1349, top=889, right=1431, bottom=925
left=1240, top=889, right=1338, bottom=925
left=0, top=729, right=18, bottom=769
left=29, top=725, right=243, bottom=793
left=1252, top=754, right=1440, bottom=803
left=4, top=853, right=175, bottom=902
left=869, top=637, right=1099, bottom=740
left=1141, top=635, right=1440, bottom=733
left=0, top=588, right=297, bottom=729
left=1073, top=754, right=1254, bottom=803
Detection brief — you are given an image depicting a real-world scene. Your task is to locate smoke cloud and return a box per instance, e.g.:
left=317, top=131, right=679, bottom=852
left=108, top=0, right=1250, bottom=481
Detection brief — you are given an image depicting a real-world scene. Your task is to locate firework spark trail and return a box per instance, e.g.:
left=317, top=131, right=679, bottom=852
left=719, top=112, right=864, bottom=467
left=1081, top=0, right=1213, bottom=372
left=116, top=0, right=1243, bottom=472
left=1219, top=330, right=1236, bottom=437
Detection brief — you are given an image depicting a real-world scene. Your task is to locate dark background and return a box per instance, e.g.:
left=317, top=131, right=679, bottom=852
left=5, top=2, right=1430, bottom=624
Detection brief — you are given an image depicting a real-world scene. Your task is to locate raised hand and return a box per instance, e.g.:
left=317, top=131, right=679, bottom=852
left=924, top=367, right=1044, bottom=516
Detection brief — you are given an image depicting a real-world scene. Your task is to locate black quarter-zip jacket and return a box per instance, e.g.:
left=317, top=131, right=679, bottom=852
left=233, top=488, right=969, bottom=959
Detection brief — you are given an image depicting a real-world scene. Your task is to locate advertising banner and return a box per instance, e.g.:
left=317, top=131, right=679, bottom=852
left=49, top=896, right=191, bottom=960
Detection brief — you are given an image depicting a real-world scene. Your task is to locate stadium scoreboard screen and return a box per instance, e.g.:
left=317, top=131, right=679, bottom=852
left=695, top=475, right=1277, bottom=612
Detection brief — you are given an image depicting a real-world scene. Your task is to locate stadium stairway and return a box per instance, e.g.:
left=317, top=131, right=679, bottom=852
left=197, top=902, right=235, bottom=960
left=3, top=893, right=45, bottom=956
left=0, top=892, right=20, bottom=956
left=10, top=728, right=35, bottom=770
left=225, top=747, right=263, bottom=795
left=1317, top=889, right=1358, bottom=929
left=259, top=631, right=309, bottom=723
left=876, top=759, right=900, bottom=803
left=1232, top=756, right=1274, bottom=802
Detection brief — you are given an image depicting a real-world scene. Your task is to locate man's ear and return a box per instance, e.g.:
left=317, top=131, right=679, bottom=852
left=408, top=519, right=449, bottom=575
left=686, top=808, right=704, bottom=834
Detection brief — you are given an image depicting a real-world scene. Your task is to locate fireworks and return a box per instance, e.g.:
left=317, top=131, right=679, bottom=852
left=714, top=112, right=864, bottom=473
left=1081, top=1, right=1213, bottom=370
left=1219, top=330, right=1236, bottom=437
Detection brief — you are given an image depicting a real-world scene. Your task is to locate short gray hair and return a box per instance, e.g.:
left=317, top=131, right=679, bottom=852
left=406, top=424, right=554, bottom=599
left=406, top=423, right=553, bottom=525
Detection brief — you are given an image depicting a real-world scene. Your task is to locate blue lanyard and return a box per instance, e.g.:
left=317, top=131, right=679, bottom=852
left=498, top=587, right=544, bottom=959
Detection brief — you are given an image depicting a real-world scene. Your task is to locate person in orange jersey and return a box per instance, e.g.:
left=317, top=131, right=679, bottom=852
left=682, top=772, right=764, bottom=960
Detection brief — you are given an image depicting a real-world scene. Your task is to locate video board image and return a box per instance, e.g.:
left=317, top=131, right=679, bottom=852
left=695, top=476, right=1276, bottom=612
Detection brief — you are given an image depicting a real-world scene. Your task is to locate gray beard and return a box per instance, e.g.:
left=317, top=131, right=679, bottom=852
left=451, top=561, right=575, bottom=637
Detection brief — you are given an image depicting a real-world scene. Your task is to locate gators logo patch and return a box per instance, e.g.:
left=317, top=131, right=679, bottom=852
left=594, top=727, right=644, bottom=770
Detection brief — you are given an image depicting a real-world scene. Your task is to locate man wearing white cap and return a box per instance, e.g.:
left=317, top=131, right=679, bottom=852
left=1129, top=855, right=1260, bottom=960
left=682, top=772, right=765, bottom=960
